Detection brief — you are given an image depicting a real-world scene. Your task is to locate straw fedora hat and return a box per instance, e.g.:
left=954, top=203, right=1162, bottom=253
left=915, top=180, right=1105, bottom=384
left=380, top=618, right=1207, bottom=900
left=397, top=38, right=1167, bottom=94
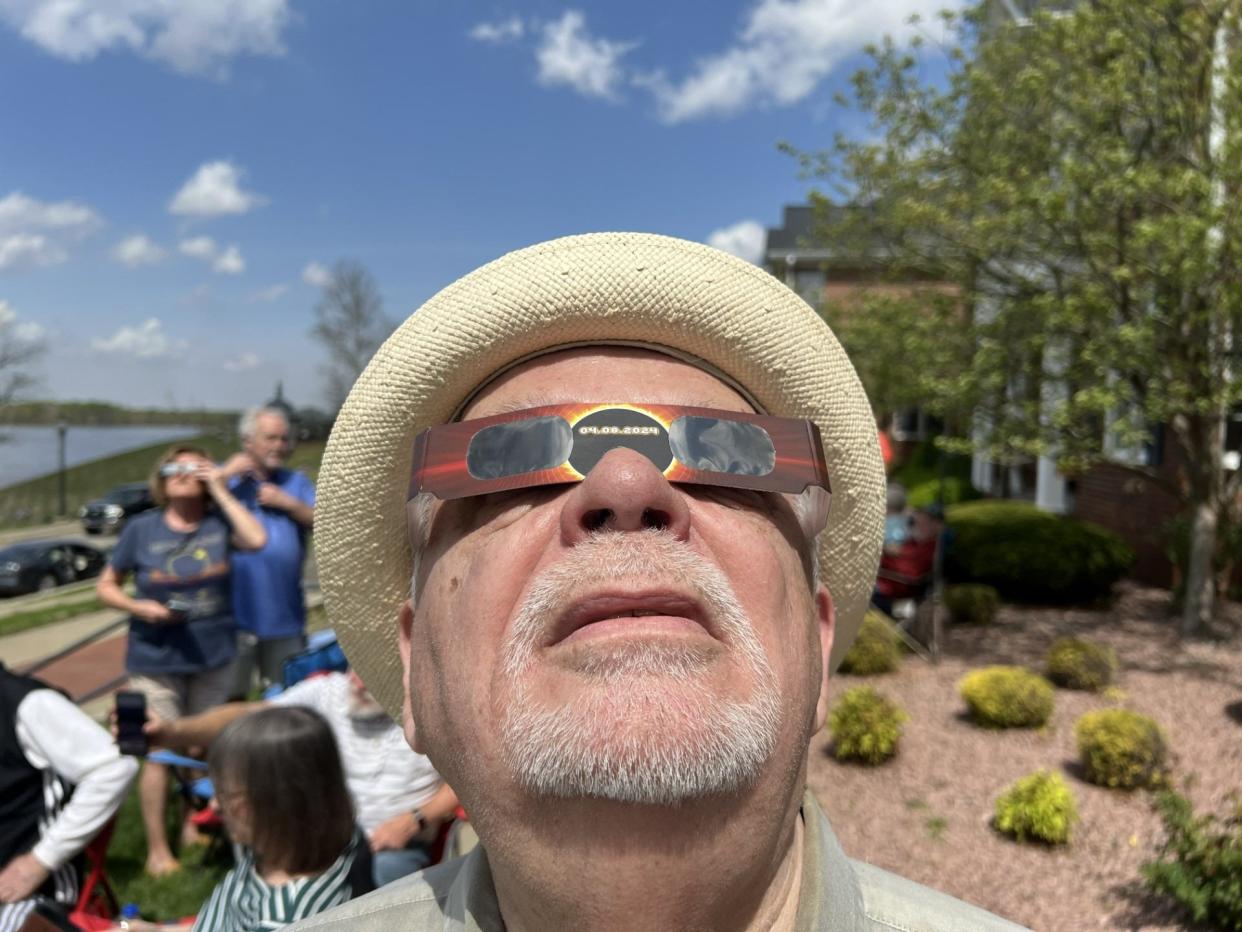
left=317, top=232, right=885, bottom=717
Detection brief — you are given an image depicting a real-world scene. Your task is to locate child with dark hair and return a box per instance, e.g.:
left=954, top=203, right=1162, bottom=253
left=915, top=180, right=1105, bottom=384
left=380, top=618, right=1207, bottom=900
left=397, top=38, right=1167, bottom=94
left=115, top=707, right=371, bottom=931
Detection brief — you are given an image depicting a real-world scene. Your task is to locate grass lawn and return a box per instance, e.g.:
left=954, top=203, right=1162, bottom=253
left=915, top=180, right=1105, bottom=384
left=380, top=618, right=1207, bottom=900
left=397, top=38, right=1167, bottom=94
left=0, top=594, right=107, bottom=637
left=108, top=788, right=231, bottom=921
left=0, top=436, right=326, bottom=530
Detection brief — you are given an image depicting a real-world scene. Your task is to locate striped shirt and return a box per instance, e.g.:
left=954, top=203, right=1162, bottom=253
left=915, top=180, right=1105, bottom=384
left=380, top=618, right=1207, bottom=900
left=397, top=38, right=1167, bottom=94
left=192, top=831, right=366, bottom=932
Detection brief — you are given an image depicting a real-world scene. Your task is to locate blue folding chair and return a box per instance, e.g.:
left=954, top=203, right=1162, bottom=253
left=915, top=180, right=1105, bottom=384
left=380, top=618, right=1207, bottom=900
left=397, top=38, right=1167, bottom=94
left=263, top=629, right=349, bottom=698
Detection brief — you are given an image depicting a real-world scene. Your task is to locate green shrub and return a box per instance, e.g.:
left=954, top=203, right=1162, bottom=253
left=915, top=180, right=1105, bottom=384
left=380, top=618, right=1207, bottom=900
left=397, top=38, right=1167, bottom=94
left=944, top=501, right=1134, bottom=603
left=906, top=475, right=982, bottom=509
left=828, top=686, right=908, bottom=765
left=1046, top=637, right=1119, bottom=691
left=1075, top=708, right=1167, bottom=789
left=944, top=584, right=1000, bottom=625
left=993, top=770, right=1078, bottom=845
left=839, top=611, right=901, bottom=675
left=1142, top=790, right=1242, bottom=930
left=959, top=666, right=1054, bottom=728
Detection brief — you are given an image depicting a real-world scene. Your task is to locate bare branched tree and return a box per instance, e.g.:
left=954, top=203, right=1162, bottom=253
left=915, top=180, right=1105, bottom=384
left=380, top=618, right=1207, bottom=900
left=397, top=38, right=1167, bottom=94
left=309, top=260, right=395, bottom=412
left=0, top=308, right=46, bottom=409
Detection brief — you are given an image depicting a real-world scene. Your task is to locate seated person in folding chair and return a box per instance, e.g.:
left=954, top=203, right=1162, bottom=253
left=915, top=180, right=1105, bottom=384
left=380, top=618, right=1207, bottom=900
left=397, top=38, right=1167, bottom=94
left=144, top=670, right=458, bottom=887
left=0, top=663, right=138, bottom=930
left=114, top=707, right=372, bottom=932
left=872, top=504, right=944, bottom=617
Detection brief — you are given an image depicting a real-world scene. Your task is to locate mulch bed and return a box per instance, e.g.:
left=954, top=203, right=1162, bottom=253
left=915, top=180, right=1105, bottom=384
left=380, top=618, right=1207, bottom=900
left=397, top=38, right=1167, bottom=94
left=807, top=582, right=1242, bottom=931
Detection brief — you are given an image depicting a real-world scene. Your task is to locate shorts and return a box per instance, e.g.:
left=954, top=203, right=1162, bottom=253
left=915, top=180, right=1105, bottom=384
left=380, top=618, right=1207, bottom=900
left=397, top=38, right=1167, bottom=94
left=127, top=665, right=233, bottom=722
left=228, top=632, right=307, bottom=699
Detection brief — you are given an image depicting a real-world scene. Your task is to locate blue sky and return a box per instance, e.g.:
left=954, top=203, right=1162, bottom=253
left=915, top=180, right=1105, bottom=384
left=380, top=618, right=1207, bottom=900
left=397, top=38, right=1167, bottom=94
left=0, top=0, right=958, bottom=411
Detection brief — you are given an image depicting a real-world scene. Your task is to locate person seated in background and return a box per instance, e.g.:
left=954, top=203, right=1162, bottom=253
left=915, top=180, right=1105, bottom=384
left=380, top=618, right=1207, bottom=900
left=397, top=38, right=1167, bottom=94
left=873, top=503, right=944, bottom=615
left=115, top=706, right=371, bottom=932
left=883, top=480, right=910, bottom=550
left=0, top=662, right=138, bottom=930
left=145, top=670, right=457, bottom=887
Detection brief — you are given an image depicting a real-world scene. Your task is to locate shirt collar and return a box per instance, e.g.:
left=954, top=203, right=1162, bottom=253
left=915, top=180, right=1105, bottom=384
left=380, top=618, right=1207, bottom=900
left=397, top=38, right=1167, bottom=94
left=443, top=788, right=864, bottom=931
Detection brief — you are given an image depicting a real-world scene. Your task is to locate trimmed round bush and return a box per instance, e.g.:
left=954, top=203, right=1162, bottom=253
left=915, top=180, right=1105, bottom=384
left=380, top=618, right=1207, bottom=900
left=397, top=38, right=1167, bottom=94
left=994, top=770, right=1078, bottom=844
left=959, top=666, right=1055, bottom=728
left=944, top=501, right=1134, bottom=603
left=839, top=611, right=901, bottom=675
left=1046, top=637, right=1119, bottom=691
left=944, top=584, right=1000, bottom=625
left=828, top=686, right=908, bottom=765
left=1075, top=708, right=1167, bottom=789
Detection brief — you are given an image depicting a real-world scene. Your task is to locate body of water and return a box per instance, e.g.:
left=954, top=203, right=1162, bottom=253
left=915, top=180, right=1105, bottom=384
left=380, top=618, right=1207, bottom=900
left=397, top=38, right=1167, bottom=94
left=0, top=425, right=203, bottom=488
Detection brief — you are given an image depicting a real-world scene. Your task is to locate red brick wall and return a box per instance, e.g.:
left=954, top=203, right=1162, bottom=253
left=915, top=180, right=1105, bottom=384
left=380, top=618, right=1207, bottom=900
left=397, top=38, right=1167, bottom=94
left=1072, top=463, right=1180, bottom=588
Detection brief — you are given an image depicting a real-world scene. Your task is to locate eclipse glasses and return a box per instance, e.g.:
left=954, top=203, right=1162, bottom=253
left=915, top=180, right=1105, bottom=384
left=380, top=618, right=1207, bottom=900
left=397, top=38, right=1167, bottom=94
left=408, top=402, right=831, bottom=542
left=158, top=463, right=201, bottom=478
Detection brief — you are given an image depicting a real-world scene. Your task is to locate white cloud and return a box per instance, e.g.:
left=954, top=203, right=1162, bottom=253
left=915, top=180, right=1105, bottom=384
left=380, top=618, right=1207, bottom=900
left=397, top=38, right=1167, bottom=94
left=0, top=191, right=102, bottom=270
left=648, top=0, right=962, bottom=123
left=212, top=243, right=245, bottom=275
left=111, top=233, right=165, bottom=267
left=469, top=17, right=524, bottom=44
left=179, top=236, right=218, bottom=260
left=15, top=320, right=45, bottom=341
left=301, top=261, right=331, bottom=288
left=0, top=0, right=293, bottom=77
left=223, top=352, right=261, bottom=371
left=536, top=11, right=635, bottom=101
left=0, top=299, right=44, bottom=343
left=0, top=233, right=62, bottom=270
left=707, top=219, right=766, bottom=264
left=168, top=160, right=265, bottom=218
left=250, top=283, right=287, bottom=302
left=91, top=317, right=184, bottom=359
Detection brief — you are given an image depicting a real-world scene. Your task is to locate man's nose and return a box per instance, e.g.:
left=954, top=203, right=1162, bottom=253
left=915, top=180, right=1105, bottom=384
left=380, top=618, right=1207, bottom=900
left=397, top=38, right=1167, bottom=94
left=560, top=447, right=691, bottom=544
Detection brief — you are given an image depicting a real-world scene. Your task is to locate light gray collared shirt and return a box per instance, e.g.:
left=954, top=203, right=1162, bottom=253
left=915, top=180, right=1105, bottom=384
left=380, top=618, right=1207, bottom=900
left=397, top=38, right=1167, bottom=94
left=291, top=789, right=1028, bottom=931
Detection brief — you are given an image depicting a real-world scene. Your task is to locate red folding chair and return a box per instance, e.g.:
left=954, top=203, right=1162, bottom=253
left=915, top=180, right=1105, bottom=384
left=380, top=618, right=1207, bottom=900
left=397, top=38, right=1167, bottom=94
left=67, top=818, right=119, bottom=929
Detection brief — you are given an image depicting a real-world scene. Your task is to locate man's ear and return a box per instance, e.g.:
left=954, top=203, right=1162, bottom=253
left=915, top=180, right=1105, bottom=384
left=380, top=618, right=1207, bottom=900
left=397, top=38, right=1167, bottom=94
left=397, top=598, right=424, bottom=753
left=813, top=584, right=835, bottom=732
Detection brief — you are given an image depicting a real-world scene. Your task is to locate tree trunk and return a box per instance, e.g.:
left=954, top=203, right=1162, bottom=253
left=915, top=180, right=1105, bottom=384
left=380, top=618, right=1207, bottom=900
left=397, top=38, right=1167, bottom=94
left=1180, top=498, right=1218, bottom=637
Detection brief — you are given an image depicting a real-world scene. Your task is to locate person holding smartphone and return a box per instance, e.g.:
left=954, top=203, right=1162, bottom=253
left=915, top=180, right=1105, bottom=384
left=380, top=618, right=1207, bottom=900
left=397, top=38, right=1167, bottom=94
left=0, top=663, right=137, bottom=929
left=95, top=444, right=266, bottom=878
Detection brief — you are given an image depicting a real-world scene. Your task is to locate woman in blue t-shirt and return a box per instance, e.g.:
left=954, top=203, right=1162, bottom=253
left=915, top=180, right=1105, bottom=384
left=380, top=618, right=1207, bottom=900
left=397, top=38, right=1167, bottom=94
left=96, top=444, right=266, bottom=877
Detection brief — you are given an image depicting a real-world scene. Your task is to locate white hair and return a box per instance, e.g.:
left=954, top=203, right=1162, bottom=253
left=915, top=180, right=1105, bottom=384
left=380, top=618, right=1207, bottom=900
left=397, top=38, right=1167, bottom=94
left=238, top=406, right=290, bottom=441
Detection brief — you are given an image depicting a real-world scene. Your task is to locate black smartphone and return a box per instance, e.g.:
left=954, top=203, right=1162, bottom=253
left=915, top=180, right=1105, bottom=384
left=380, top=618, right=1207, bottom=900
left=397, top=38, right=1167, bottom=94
left=115, top=690, right=148, bottom=756
left=165, top=595, right=194, bottom=617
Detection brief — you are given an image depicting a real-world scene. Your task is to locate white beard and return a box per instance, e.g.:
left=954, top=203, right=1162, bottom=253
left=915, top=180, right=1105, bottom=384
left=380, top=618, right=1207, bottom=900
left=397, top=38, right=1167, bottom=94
left=498, top=530, right=782, bottom=805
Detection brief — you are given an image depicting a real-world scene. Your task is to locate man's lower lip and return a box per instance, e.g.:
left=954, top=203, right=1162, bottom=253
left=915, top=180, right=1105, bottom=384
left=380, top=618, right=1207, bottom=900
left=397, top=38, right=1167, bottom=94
left=559, top=615, right=708, bottom=644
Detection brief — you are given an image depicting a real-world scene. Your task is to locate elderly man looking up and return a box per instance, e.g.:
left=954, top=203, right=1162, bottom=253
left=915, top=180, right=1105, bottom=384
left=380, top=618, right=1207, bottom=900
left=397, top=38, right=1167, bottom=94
left=295, top=234, right=1025, bottom=931
left=220, top=406, right=316, bottom=698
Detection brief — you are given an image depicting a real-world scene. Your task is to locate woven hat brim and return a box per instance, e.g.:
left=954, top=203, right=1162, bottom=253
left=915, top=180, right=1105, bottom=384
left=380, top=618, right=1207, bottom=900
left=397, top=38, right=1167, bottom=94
left=317, top=232, right=885, bottom=718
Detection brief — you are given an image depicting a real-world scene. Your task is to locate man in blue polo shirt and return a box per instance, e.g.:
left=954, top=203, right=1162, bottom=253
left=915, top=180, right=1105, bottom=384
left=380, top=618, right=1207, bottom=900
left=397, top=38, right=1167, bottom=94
left=223, top=406, right=316, bottom=698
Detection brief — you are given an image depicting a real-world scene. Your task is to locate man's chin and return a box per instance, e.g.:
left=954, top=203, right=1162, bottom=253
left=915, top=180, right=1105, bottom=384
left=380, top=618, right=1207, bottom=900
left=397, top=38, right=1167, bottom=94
left=499, top=668, right=781, bottom=805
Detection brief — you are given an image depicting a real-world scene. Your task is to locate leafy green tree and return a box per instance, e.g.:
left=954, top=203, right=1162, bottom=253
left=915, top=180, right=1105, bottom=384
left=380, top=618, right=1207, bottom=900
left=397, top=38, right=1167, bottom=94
left=790, top=0, right=1242, bottom=634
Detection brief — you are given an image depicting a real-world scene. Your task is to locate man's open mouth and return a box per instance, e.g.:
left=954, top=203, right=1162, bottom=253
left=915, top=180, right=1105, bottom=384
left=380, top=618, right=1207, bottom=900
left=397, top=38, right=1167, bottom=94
left=549, top=591, right=713, bottom=646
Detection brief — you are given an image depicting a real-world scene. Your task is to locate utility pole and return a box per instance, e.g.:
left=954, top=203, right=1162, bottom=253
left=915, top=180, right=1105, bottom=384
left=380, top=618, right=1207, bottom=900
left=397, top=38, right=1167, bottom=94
left=56, top=420, right=67, bottom=518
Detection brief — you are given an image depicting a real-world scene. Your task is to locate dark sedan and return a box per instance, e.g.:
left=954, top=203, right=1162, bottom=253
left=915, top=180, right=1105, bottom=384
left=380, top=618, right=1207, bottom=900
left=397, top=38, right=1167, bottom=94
left=0, top=540, right=106, bottom=596
left=80, top=481, right=156, bottom=535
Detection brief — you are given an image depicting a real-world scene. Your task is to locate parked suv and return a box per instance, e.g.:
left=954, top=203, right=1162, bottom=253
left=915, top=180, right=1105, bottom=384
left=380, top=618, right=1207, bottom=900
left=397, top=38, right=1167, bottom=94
left=80, top=481, right=155, bottom=535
